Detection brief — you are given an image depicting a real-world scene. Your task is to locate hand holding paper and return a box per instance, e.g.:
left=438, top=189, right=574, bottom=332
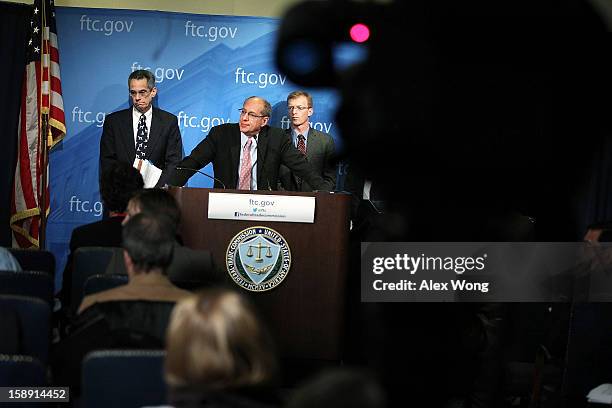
left=133, top=158, right=162, bottom=188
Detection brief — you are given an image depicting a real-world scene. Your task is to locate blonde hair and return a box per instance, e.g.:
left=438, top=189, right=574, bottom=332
left=287, top=90, right=313, bottom=108
left=165, top=289, right=277, bottom=389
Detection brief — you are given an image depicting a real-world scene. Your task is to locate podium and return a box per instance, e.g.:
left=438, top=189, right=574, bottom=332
left=169, top=187, right=350, bottom=362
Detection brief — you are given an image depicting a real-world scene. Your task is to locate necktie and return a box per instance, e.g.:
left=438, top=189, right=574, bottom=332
left=297, top=134, right=306, bottom=155
left=135, top=113, right=148, bottom=159
left=295, top=134, right=307, bottom=190
left=238, top=137, right=253, bottom=190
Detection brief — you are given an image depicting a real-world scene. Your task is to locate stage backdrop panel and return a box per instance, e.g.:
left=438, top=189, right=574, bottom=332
left=48, top=7, right=342, bottom=290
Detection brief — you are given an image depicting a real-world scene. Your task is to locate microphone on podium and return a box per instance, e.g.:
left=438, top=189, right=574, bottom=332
left=253, top=143, right=272, bottom=191
left=174, top=167, right=226, bottom=189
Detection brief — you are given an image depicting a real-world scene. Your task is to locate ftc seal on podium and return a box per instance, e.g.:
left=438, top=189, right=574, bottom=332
left=226, top=226, right=292, bottom=291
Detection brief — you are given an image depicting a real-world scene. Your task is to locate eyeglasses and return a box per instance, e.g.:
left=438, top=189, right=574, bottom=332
left=238, top=109, right=266, bottom=119
left=129, top=89, right=152, bottom=98
left=288, top=105, right=310, bottom=112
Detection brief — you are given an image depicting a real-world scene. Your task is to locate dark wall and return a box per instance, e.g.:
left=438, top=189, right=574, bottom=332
left=0, top=1, right=29, bottom=246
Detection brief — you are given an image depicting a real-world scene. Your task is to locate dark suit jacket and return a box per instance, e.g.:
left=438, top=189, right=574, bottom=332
left=167, top=123, right=326, bottom=190
left=279, top=128, right=336, bottom=192
left=69, top=216, right=124, bottom=251
left=100, top=107, right=183, bottom=186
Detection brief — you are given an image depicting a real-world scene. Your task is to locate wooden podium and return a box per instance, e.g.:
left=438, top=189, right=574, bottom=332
left=169, top=187, right=350, bottom=362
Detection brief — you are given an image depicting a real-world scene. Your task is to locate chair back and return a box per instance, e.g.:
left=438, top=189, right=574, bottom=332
left=71, top=247, right=118, bottom=314
left=82, top=349, right=166, bottom=408
left=0, top=354, right=49, bottom=407
left=83, top=274, right=128, bottom=297
left=0, top=296, right=51, bottom=363
left=0, top=354, right=46, bottom=386
left=8, top=249, right=55, bottom=277
left=0, top=270, right=54, bottom=305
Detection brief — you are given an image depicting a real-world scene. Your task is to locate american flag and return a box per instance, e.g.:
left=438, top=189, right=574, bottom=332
left=11, top=0, right=66, bottom=249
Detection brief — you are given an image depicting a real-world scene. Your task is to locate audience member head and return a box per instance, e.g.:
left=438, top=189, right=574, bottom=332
left=123, top=188, right=180, bottom=231
left=0, top=247, right=22, bottom=272
left=287, top=368, right=386, bottom=408
left=122, top=212, right=175, bottom=276
left=584, top=221, right=612, bottom=244
left=99, top=162, right=144, bottom=213
left=165, top=289, right=278, bottom=391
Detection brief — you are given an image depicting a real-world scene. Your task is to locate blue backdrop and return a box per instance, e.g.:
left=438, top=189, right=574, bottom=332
left=48, top=7, right=343, bottom=290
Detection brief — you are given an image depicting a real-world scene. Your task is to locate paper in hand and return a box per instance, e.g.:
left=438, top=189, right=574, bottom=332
left=133, top=158, right=162, bottom=188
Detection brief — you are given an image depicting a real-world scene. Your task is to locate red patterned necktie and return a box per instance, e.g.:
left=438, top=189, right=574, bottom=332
left=297, top=134, right=306, bottom=155
left=238, top=137, right=253, bottom=190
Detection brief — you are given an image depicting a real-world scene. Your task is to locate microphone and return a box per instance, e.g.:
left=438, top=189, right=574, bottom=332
left=364, top=181, right=384, bottom=214
left=255, top=142, right=272, bottom=190
left=174, top=167, right=226, bottom=189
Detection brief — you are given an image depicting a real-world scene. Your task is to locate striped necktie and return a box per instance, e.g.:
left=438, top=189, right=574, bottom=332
left=238, top=137, right=253, bottom=190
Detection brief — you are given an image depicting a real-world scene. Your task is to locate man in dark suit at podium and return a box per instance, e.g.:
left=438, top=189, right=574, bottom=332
left=279, top=91, right=336, bottom=192
left=100, top=69, right=183, bottom=187
left=167, top=96, right=326, bottom=191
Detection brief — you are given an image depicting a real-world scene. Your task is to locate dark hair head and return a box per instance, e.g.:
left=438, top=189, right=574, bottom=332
left=100, top=162, right=144, bottom=212
left=122, top=212, right=175, bottom=272
left=129, top=188, right=180, bottom=231
left=128, top=69, right=155, bottom=89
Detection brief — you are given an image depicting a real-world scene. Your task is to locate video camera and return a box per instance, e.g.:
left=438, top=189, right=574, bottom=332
left=275, top=1, right=610, bottom=241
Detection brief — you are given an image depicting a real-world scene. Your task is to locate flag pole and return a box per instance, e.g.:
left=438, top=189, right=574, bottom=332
left=38, top=0, right=48, bottom=250
left=39, top=112, right=49, bottom=250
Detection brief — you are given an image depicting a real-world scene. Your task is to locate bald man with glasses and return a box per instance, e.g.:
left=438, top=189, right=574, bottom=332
left=168, top=96, right=326, bottom=191
left=100, top=69, right=183, bottom=187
